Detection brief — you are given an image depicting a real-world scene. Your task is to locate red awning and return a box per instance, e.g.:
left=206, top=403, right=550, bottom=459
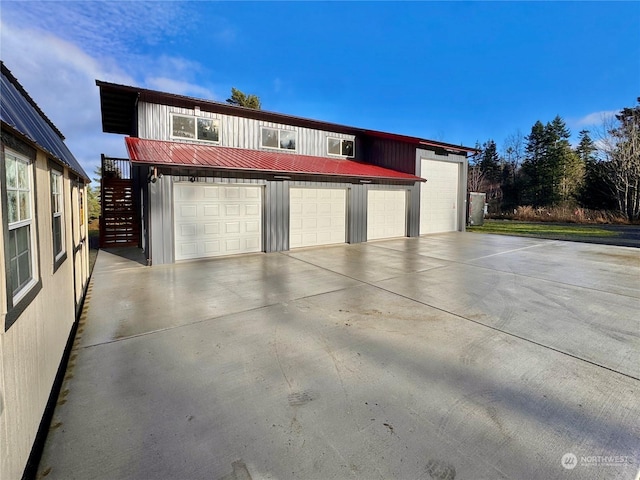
left=125, top=137, right=424, bottom=182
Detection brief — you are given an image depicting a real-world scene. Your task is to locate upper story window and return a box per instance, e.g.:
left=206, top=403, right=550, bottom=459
left=50, top=167, right=65, bottom=263
left=171, top=113, right=220, bottom=143
left=327, top=137, right=355, bottom=158
left=4, top=149, right=37, bottom=301
left=261, top=127, right=296, bottom=151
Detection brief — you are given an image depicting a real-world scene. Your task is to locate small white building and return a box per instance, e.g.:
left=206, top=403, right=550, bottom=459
left=0, top=62, right=90, bottom=479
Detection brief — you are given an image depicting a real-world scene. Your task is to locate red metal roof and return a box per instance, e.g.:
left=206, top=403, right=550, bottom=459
left=126, top=138, right=425, bottom=182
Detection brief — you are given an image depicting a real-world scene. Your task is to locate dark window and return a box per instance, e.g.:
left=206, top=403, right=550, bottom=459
left=51, top=168, right=64, bottom=260
left=327, top=137, right=355, bottom=158
left=171, top=114, right=195, bottom=139
left=261, top=127, right=296, bottom=151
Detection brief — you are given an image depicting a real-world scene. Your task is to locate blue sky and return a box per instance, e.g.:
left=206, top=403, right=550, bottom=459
left=1, top=1, right=639, bottom=177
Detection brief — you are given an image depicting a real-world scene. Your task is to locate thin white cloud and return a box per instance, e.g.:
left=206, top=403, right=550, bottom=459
left=1, top=1, right=193, bottom=58
left=0, top=2, right=229, bottom=177
left=576, top=110, right=619, bottom=126
left=1, top=20, right=134, bottom=177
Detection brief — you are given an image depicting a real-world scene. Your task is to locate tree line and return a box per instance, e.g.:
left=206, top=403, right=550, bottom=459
left=469, top=98, right=640, bottom=222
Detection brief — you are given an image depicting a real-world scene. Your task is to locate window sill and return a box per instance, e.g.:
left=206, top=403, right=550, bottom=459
left=5, top=279, right=42, bottom=331
left=53, top=251, right=67, bottom=274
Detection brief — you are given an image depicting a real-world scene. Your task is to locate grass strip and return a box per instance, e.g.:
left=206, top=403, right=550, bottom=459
left=467, top=221, right=618, bottom=238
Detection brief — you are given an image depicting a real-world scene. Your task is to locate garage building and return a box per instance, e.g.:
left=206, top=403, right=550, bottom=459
left=96, top=81, right=476, bottom=265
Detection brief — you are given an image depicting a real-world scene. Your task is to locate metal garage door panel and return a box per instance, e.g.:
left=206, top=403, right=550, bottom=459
left=420, top=160, right=459, bottom=234
left=174, top=184, right=262, bottom=260
left=290, top=188, right=346, bottom=248
left=367, top=190, right=406, bottom=240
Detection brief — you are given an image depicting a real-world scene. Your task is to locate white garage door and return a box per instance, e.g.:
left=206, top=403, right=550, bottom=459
left=367, top=190, right=406, bottom=240
left=174, top=183, right=262, bottom=260
left=290, top=188, right=346, bottom=248
left=420, top=159, right=460, bottom=234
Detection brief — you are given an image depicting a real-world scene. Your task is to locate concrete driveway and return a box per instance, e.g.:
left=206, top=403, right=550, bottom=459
left=37, top=233, right=639, bottom=480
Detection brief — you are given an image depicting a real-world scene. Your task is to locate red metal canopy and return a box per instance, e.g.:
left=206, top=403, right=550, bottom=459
left=125, top=137, right=424, bottom=182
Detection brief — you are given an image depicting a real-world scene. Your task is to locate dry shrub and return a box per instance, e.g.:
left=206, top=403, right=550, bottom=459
left=504, top=206, right=628, bottom=224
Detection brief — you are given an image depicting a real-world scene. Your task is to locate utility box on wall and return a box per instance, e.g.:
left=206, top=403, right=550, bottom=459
left=467, top=192, right=486, bottom=226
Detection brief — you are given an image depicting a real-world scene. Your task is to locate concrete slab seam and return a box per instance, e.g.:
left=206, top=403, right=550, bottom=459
left=283, top=252, right=640, bottom=383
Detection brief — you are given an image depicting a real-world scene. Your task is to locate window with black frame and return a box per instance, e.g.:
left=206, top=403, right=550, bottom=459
left=327, top=137, right=355, bottom=158
left=261, top=127, right=296, bottom=151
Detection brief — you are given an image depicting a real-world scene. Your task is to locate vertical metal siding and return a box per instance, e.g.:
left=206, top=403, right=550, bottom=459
left=367, top=138, right=416, bottom=174
left=459, top=157, right=468, bottom=232
left=264, top=181, right=289, bottom=252
left=349, top=184, right=367, bottom=243
left=407, top=184, right=420, bottom=237
left=148, top=173, right=173, bottom=265
left=161, top=175, right=174, bottom=261
left=137, top=102, right=356, bottom=158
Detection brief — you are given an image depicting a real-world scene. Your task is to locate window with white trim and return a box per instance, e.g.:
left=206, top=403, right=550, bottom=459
left=327, top=137, right=355, bottom=158
left=170, top=113, right=220, bottom=143
left=51, top=168, right=65, bottom=261
left=261, top=127, right=296, bottom=151
left=5, top=150, right=36, bottom=300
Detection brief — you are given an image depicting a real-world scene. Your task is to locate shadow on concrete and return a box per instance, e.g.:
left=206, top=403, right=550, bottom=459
left=100, top=247, right=147, bottom=266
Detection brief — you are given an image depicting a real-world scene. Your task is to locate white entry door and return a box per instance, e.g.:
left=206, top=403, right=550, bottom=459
left=420, top=159, right=460, bottom=234
left=367, top=190, right=406, bottom=240
left=174, top=183, right=262, bottom=260
left=290, top=188, right=346, bottom=248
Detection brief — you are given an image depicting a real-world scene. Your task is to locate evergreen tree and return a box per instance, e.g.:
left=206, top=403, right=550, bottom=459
left=575, top=129, right=597, bottom=163
left=522, top=117, right=583, bottom=206
left=501, top=130, right=525, bottom=211
left=547, top=116, right=583, bottom=204
left=479, top=139, right=501, bottom=183
left=521, top=121, right=547, bottom=206
left=576, top=130, right=613, bottom=209
left=226, top=87, right=261, bottom=109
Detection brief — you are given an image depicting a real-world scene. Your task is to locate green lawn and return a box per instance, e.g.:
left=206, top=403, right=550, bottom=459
left=467, top=220, right=618, bottom=238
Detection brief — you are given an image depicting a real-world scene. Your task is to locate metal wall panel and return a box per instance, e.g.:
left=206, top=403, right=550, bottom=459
left=265, top=181, right=289, bottom=252
left=349, top=184, right=367, bottom=243
left=148, top=173, right=174, bottom=265
left=407, top=183, right=420, bottom=237
left=138, top=102, right=355, bottom=159
left=366, top=138, right=417, bottom=174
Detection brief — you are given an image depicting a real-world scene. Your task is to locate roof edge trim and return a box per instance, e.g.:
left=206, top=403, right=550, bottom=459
left=97, top=79, right=478, bottom=153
